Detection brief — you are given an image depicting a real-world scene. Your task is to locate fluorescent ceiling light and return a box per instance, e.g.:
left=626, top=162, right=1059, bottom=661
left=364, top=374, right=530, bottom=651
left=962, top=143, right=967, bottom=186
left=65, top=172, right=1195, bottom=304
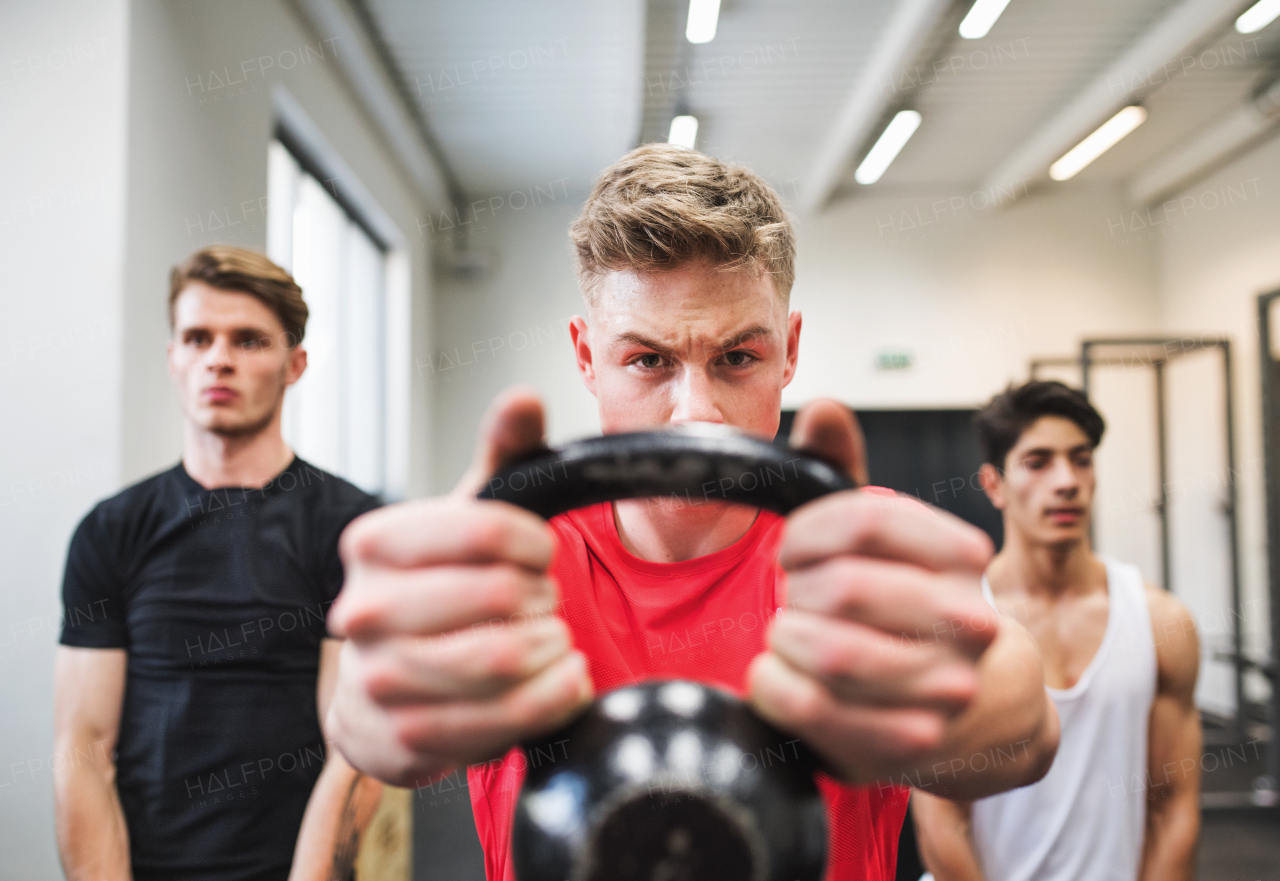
left=1236, top=0, right=1280, bottom=33
left=1049, top=105, right=1147, bottom=181
left=686, top=0, right=721, bottom=43
left=854, top=110, right=922, bottom=185
left=959, top=0, right=1013, bottom=39
left=668, top=115, right=699, bottom=148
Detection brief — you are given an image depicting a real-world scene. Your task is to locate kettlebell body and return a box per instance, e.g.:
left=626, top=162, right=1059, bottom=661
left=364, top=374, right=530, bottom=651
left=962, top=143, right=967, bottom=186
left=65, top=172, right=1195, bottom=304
left=512, top=680, right=828, bottom=881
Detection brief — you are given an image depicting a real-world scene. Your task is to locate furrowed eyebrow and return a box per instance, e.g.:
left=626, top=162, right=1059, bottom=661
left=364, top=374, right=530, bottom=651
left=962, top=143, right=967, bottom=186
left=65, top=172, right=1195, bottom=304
left=613, top=332, right=676, bottom=359
left=714, top=324, right=773, bottom=353
left=613, top=324, right=774, bottom=358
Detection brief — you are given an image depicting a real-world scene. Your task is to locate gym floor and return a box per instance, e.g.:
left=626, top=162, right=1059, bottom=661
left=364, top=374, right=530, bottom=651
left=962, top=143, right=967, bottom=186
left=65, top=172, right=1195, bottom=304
left=412, top=794, right=1280, bottom=881
left=1197, top=720, right=1280, bottom=880
left=1199, top=809, right=1280, bottom=880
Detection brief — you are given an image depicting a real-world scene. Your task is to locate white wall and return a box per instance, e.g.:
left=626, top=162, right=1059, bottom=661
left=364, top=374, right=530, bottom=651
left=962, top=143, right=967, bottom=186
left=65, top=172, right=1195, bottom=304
left=0, top=2, right=130, bottom=875
left=429, top=197, right=599, bottom=492
left=0, top=2, right=440, bottom=876
left=786, top=185, right=1159, bottom=408
left=1156, top=134, right=1280, bottom=713
left=121, top=0, right=437, bottom=496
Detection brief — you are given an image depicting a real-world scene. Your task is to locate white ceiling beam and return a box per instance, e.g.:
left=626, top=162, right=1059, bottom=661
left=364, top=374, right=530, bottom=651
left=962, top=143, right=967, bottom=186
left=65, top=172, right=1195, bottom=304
left=1130, top=77, right=1280, bottom=205
left=982, top=0, right=1248, bottom=200
left=798, top=0, right=952, bottom=214
left=291, top=0, right=458, bottom=212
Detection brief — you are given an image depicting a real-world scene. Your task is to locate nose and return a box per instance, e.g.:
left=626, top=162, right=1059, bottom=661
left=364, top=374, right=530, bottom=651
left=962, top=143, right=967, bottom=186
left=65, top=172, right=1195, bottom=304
left=1050, top=456, right=1079, bottom=496
left=669, top=365, right=723, bottom=426
left=204, top=335, right=235, bottom=372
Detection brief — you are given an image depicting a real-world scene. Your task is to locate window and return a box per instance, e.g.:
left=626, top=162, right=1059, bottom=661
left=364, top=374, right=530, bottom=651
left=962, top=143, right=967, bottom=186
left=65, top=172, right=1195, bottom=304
left=267, top=139, right=387, bottom=495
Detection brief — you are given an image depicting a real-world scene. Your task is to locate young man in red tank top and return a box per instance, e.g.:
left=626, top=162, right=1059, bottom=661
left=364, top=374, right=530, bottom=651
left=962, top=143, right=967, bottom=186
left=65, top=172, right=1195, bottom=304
left=324, top=146, right=1061, bottom=880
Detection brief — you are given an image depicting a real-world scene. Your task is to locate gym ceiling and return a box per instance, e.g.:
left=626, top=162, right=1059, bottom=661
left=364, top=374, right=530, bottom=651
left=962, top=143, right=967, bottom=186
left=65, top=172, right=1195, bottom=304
left=357, top=0, right=1280, bottom=210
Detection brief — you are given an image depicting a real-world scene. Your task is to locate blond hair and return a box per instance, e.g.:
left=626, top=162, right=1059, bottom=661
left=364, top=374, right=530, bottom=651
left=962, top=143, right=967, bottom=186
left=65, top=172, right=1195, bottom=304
left=169, top=245, right=309, bottom=346
left=569, top=144, right=795, bottom=302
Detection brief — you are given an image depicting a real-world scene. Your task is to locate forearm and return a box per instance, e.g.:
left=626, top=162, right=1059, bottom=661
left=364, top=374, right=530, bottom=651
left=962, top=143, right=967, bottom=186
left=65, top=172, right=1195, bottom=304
left=289, top=755, right=384, bottom=881
left=922, top=837, right=988, bottom=881
left=912, top=793, right=987, bottom=881
left=55, top=749, right=131, bottom=881
left=1139, top=796, right=1199, bottom=881
left=905, top=619, right=1058, bottom=799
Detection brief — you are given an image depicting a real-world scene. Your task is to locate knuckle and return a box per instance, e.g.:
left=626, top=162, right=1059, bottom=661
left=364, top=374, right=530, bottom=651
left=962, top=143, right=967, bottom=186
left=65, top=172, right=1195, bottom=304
left=479, top=636, right=529, bottom=683
left=813, top=643, right=851, bottom=679
left=965, top=527, right=995, bottom=565
left=339, top=514, right=379, bottom=564
left=360, top=657, right=401, bottom=703
left=841, top=500, right=879, bottom=548
left=475, top=567, right=526, bottom=620
left=333, top=589, right=388, bottom=638
left=389, top=708, right=439, bottom=753
left=505, top=688, right=547, bottom=732
left=931, top=665, right=979, bottom=710
left=813, top=631, right=871, bottom=680
left=828, top=560, right=873, bottom=613
left=462, top=512, right=513, bottom=559
left=905, top=715, right=946, bottom=755
left=785, top=685, right=826, bottom=729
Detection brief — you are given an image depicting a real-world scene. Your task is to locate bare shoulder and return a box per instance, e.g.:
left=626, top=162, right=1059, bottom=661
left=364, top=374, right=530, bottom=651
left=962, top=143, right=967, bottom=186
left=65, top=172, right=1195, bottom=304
left=1145, top=586, right=1199, bottom=696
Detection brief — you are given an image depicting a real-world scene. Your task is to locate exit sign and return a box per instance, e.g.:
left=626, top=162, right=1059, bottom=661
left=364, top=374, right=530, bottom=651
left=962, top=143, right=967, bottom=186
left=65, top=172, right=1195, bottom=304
left=876, top=350, right=913, bottom=371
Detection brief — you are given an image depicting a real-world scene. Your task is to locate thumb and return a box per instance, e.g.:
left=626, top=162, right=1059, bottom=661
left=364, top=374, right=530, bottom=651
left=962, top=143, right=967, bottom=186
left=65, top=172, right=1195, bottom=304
left=789, top=399, right=868, bottom=487
left=452, top=386, right=548, bottom=499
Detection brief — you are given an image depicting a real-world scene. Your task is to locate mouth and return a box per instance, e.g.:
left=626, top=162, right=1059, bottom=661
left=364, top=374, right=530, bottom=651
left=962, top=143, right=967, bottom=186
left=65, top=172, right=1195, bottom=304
left=1045, top=507, right=1084, bottom=525
left=202, top=386, right=239, bottom=404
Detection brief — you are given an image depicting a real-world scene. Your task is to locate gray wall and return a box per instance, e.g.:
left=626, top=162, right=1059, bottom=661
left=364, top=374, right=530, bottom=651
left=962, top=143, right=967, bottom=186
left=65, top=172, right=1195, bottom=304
left=0, top=2, right=130, bottom=875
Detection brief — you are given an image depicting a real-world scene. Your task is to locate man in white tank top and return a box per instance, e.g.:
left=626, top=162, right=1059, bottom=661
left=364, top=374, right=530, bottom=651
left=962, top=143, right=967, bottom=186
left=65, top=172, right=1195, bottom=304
left=913, top=381, right=1202, bottom=881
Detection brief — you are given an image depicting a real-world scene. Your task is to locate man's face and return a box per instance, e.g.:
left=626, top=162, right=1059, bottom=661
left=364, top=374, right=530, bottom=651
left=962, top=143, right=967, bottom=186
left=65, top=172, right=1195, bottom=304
left=570, top=262, right=800, bottom=439
left=167, top=282, right=306, bottom=438
left=983, top=415, right=1096, bottom=547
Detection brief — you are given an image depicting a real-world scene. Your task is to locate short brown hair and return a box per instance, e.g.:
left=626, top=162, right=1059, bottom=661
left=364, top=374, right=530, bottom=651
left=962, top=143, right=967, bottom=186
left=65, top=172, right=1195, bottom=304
left=569, top=144, right=796, bottom=302
left=169, top=245, right=309, bottom=346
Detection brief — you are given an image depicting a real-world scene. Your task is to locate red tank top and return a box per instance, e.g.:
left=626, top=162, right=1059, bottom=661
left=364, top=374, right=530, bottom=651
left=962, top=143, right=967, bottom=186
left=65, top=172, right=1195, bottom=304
left=467, top=497, right=910, bottom=880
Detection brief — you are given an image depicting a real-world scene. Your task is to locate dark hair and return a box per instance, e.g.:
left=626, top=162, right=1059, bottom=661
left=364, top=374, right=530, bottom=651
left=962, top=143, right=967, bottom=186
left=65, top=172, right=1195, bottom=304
left=974, top=380, right=1105, bottom=471
left=169, top=245, right=308, bottom=346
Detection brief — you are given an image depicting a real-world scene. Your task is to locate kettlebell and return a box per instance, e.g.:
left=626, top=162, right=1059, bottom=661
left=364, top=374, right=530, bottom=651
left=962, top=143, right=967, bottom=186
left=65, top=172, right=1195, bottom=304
left=480, top=424, right=854, bottom=881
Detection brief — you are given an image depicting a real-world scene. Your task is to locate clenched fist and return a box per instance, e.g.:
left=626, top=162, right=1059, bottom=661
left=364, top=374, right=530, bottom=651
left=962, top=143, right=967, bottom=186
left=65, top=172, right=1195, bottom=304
left=324, top=389, right=593, bottom=786
left=750, top=401, right=1052, bottom=796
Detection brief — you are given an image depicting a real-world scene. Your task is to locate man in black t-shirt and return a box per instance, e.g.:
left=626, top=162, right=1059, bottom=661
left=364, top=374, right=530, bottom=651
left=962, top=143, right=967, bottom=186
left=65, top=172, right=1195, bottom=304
left=54, top=246, right=384, bottom=881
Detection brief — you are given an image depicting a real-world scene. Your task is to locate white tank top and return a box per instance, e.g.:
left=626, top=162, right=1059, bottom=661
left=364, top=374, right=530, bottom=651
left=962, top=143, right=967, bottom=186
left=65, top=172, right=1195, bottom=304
left=970, top=557, right=1156, bottom=881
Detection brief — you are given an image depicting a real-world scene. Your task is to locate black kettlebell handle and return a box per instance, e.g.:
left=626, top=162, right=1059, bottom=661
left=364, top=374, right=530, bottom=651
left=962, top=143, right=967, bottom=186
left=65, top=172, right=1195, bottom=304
left=476, top=423, right=857, bottom=519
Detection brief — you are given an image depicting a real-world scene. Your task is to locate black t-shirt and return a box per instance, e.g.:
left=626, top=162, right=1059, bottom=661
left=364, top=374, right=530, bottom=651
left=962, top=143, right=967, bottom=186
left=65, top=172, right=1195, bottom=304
left=60, top=457, right=380, bottom=881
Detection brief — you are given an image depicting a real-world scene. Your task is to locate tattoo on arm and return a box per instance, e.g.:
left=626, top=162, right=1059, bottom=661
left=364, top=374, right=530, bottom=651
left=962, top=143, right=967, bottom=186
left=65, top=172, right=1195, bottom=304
left=327, top=777, right=363, bottom=881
